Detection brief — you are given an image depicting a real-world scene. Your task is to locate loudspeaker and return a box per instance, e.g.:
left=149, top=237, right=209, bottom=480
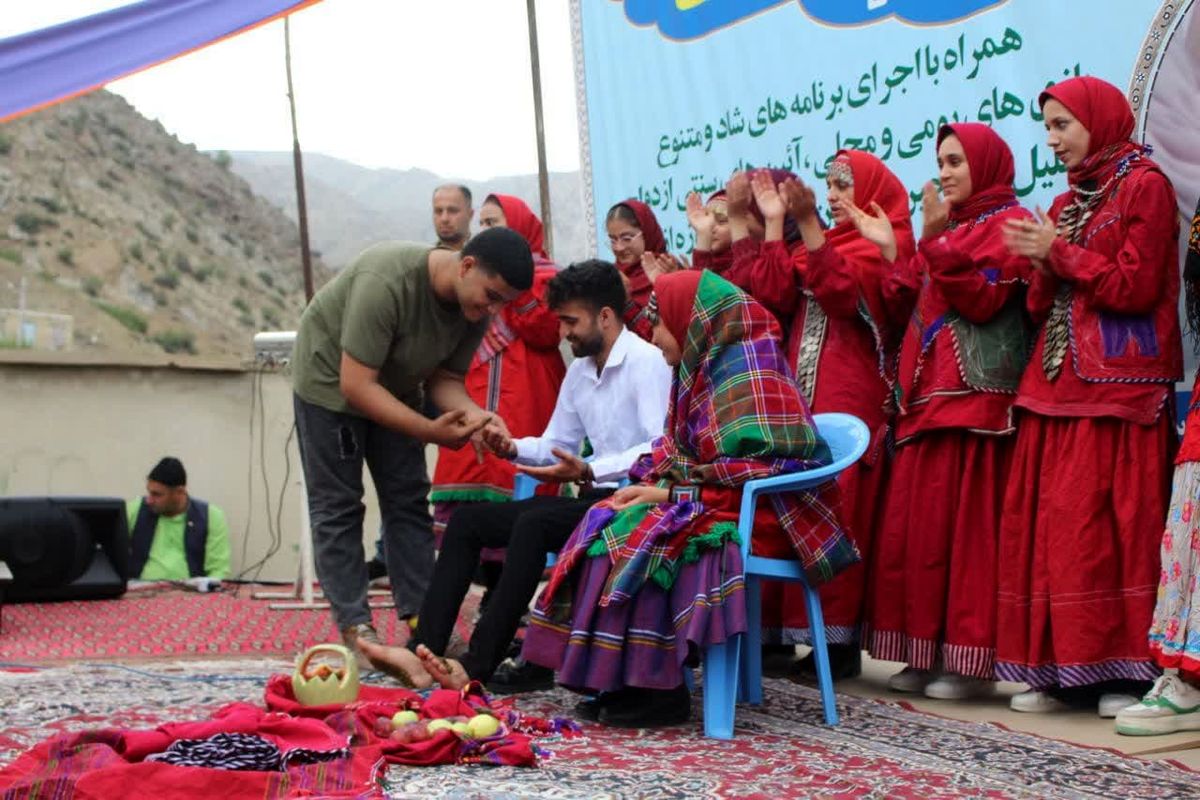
left=0, top=497, right=129, bottom=601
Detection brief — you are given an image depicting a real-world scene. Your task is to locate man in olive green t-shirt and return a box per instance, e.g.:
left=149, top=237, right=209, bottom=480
left=292, top=226, right=534, bottom=651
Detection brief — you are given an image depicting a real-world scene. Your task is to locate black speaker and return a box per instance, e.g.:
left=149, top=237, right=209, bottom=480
left=0, top=497, right=130, bottom=601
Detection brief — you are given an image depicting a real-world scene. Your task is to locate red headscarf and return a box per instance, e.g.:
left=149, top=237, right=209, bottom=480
left=651, top=269, right=702, bottom=347
left=1039, top=76, right=1140, bottom=186
left=615, top=199, right=667, bottom=253
left=698, top=189, right=734, bottom=272
left=824, top=149, right=915, bottom=257
left=937, top=123, right=1018, bottom=226
left=485, top=194, right=547, bottom=259
left=612, top=199, right=666, bottom=300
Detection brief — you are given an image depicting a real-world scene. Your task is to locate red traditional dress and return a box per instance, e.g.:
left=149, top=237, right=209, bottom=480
left=868, top=123, right=1034, bottom=679
left=612, top=199, right=666, bottom=342
left=995, top=77, right=1182, bottom=690
left=430, top=195, right=566, bottom=543
left=732, top=152, right=916, bottom=645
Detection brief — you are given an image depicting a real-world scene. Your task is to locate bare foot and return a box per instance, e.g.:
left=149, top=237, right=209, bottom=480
left=357, top=639, right=433, bottom=689
left=415, top=644, right=471, bottom=690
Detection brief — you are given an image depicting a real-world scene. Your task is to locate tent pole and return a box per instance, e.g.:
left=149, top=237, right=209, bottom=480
left=526, top=0, right=553, bottom=257
left=284, top=17, right=315, bottom=303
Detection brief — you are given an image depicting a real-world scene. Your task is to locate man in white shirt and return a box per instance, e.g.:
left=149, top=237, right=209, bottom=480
left=358, top=260, right=672, bottom=691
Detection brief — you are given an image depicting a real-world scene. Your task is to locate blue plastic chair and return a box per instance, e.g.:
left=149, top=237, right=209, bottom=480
left=511, top=473, right=557, bottom=566
left=701, top=412, right=870, bottom=739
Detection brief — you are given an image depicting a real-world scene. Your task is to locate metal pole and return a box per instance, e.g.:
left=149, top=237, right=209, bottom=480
left=284, top=18, right=315, bottom=303
left=525, top=0, right=554, bottom=257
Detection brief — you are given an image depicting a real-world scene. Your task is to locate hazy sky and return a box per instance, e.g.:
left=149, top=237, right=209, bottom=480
left=2, top=0, right=582, bottom=180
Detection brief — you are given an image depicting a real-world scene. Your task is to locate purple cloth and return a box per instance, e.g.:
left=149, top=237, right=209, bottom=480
left=522, top=543, right=747, bottom=693
left=1, top=0, right=318, bottom=122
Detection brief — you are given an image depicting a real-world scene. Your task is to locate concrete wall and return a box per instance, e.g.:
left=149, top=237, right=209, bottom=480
left=0, top=352, right=396, bottom=583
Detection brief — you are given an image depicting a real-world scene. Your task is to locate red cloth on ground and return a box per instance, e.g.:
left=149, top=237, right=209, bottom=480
left=995, top=411, right=1172, bottom=688
left=868, top=431, right=1012, bottom=678
left=0, top=677, right=563, bottom=800
left=431, top=195, right=566, bottom=522
left=614, top=199, right=665, bottom=342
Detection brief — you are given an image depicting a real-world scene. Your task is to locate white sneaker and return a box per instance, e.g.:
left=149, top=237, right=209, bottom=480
left=1098, top=693, right=1139, bottom=719
left=1009, top=689, right=1069, bottom=713
left=924, top=673, right=993, bottom=700
left=1115, top=674, right=1200, bottom=735
left=888, top=666, right=932, bottom=693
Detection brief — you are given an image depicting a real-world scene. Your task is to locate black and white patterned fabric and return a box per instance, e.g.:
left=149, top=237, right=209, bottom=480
left=146, top=732, right=283, bottom=771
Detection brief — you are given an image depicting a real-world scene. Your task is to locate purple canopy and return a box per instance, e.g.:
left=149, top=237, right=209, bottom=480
left=0, top=0, right=321, bottom=123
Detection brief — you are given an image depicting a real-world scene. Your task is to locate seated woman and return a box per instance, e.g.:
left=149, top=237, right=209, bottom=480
left=524, top=270, right=853, bottom=727
left=359, top=271, right=856, bottom=717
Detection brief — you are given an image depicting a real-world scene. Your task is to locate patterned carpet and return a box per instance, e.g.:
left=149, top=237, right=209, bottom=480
left=1, top=660, right=1194, bottom=799
left=0, top=585, right=467, bottom=662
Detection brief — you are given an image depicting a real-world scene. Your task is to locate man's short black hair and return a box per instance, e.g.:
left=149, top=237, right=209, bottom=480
left=462, top=227, right=533, bottom=291
left=433, top=183, right=472, bottom=206
left=547, top=260, right=627, bottom=318
left=148, top=457, right=187, bottom=488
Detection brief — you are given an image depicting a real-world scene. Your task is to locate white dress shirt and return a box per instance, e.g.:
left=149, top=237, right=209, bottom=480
left=513, top=327, right=673, bottom=485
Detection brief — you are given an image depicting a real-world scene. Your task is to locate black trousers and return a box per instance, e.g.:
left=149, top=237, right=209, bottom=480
left=411, top=489, right=613, bottom=682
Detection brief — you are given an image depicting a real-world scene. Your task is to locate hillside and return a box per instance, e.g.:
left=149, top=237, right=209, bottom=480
left=229, top=151, right=591, bottom=269
left=0, top=91, right=329, bottom=360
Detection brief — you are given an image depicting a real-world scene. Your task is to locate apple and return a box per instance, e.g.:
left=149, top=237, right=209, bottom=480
left=389, top=727, right=412, bottom=744
left=450, top=722, right=473, bottom=737
left=467, top=713, right=501, bottom=738
left=426, top=719, right=453, bottom=734
left=391, top=710, right=419, bottom=727
left=404, top=722, right=431, bottom=743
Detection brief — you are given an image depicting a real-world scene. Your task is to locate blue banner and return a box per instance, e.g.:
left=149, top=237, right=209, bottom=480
left=574, top=0, right=1193, bottom=253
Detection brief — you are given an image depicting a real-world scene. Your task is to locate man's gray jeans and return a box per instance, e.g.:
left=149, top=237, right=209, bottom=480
left=293, top=394, right=433, bottom=629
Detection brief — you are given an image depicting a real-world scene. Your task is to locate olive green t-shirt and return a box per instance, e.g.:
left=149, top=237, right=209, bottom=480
left=292, top=242, right=487, bottom=414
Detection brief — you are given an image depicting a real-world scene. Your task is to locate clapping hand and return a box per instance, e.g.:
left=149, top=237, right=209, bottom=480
left=749, top=170, right=786, bottom=221
left=1003, top=207, right=1057, bottom=262
left=780, top=177, right=819, bottom=222
left=845, top=201, right=897, bottom=261
left=685, top=191, right=714, bottom=237
left=725, top=171, right=752, bottom=219
left=920, top=181, right=951, bottom=240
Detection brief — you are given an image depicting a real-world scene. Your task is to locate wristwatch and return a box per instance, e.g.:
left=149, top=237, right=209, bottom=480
left=576, top=463, right=595, bottom=486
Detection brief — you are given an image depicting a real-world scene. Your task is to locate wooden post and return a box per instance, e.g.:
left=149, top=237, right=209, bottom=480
left=284, top=17, right=315, bottom=303
left=526, top=0, right=553, bottom=257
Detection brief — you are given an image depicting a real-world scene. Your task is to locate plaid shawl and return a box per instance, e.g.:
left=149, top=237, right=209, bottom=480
left=538, top=271, right=856, bottom=611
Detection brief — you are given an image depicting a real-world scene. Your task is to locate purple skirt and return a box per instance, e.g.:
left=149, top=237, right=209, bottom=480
left=521, top=542, right=746, bottom=692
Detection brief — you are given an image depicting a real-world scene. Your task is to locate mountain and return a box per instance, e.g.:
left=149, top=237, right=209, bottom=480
left=0, top=91, right=330, bottom=360
left=228, top=152, right=591, bottom=269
